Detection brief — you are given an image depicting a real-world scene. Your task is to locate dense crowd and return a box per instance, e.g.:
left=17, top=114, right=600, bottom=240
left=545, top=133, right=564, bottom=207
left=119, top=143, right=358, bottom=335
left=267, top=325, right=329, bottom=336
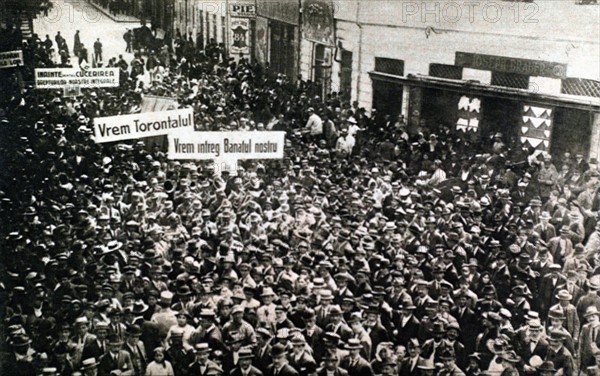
left=3, top=23, right=600, bottom=376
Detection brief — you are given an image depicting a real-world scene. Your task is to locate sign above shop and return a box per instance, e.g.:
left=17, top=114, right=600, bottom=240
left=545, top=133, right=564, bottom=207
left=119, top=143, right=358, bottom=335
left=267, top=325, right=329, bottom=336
left=302, top=0, right=335, bottom=46
left=230, top=2, right=256, bottom=17
left=455, top=52, right=567, bottom=79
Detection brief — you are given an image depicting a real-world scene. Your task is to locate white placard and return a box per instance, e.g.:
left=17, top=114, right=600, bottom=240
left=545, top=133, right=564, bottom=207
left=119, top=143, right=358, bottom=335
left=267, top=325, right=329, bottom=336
left=93, top=108, right=194, bottom=143
left=0, top=50, right=23, bottom=68
left=168, top=131, right=285, bottom=160
left=35, top=68, right=119, bottom=88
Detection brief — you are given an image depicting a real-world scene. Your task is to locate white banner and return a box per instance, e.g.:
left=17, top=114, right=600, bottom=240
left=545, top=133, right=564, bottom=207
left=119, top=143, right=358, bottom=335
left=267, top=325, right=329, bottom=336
left=0, top=50, right=23, bottom=68
left=93, top=108, right=194, bottom=143
left=168, top=131, right=285, bottom=160
left=35, top=68, right=119, bottom=88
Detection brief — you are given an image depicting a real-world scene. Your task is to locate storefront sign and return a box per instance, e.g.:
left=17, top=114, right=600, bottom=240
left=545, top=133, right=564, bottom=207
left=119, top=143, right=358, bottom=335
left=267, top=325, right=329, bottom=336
left=0, top=50, right=23, bottom=68
left=93, top=108, right=194, bottom=143
left=168, top=131, right=285, bottom=160
left=456, top=52, right=567, bottom=79
left=230, top=18, right=251, bottom=55
left=35, top=68, right=119, bottom=88
left=230, top=2, right=256, bottom=17
left=256, top=0, right=299, bottom=25
left=302, top=0, right=334, bottom=46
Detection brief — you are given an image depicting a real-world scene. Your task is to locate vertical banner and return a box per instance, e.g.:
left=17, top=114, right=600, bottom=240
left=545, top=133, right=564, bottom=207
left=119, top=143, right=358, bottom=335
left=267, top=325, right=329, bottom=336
left=456, top=95, right=481, bottom=133
left=520, top=105, right=553, bottom=151
left=230, top=18, right=251, bottom=56
left=255, top=16, right=269, bottom=65
left=302, top=0, right=335, bottom=46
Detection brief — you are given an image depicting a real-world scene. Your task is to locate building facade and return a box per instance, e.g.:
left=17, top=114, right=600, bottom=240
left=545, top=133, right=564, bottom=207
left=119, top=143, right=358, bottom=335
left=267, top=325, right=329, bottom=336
left=310, top=0, right=600, bottom=159
left=168, top=0, right=600, bottom=159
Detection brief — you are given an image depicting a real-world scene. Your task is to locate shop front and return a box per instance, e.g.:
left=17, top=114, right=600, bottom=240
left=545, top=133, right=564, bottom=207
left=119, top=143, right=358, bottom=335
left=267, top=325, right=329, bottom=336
left=256, top=0, right=299, bottom=80
left=369, top=71, right=600, bottom=158
left=369, top=51, right=600, bottom=158
left=301, top=0, right=335, bottom=99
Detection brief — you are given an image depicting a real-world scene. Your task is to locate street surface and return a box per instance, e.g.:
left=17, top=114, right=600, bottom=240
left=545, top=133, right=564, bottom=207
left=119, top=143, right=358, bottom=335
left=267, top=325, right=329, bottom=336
left=33, top=0, right=139, bottom=69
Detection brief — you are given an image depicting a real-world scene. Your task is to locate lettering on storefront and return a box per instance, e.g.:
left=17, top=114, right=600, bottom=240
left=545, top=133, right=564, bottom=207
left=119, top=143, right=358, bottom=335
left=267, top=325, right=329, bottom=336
left=230, top=3, right=256, bottom=17
left=456, top=52, right=567, bottom=79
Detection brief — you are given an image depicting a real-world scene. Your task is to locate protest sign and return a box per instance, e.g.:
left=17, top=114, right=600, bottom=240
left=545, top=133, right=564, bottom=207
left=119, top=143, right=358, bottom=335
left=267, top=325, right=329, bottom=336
left=35, top=68, right=119, bottom=88
left=93, top=108, right=194, bottom=143
left=168, top=131, right=285, bottom=160
left=0, top=50, right=23, bottom=68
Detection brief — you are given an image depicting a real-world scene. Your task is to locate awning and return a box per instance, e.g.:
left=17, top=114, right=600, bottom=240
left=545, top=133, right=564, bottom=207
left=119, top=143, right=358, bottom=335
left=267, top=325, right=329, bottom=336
left=369, top=71, right=600, bottom=112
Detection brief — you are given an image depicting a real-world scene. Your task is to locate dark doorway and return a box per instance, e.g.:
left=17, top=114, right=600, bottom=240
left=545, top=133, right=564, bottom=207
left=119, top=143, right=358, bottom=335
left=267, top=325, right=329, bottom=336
left=480, top=97, right=522, bottom=144
left=372, top=80, right=403, bottom=118
left=551, top=107, right=592, bottom=158
left=420, top=88, right=461, bottom=131
left=270, top=21, right=296, bottom=79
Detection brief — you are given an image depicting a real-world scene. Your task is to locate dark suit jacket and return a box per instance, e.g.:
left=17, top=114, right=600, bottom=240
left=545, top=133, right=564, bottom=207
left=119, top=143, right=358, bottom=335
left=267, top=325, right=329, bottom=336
left=317, top=367, right=348, bottom=376
left=399, top=356, right=426, bottom=376
left=288, top=351, right=318, bottom=375
left=230, top=366, right=264, bottom=376
left=339, top=356, right=374, bottom=376
left=82, top=339, right=107, bottom=363
left=394, top=315, right=420, bottom=346
left=545, top=345, right=574, bottom=376
left=189, top=360, right=222, bottom=376
left=539, top=274, right=567, bottom=316
left=316, top=367, right=349, bottom=376
left=265, top=364, right=299, bottom=376
left=122, top=341, right=147, bottom=376
left=253, top=344, right=272, bottom=371
left=97, top=350, right=134, bottom=376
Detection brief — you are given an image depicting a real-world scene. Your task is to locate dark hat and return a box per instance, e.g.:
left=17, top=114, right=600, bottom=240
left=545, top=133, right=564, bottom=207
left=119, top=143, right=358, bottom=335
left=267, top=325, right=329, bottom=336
left=125, top=324, right=142, bottom=336
left=548, top=330, right=566, bottom=342
left=439, top=348, right=456, bottom=360
left=270, top=343, right=287, bottom=357
left=538, top=361, right=556, bottom=372
left=501, top=351, right=521, bottom=364
left=107, top=334, right=123, bottom=345
left=10, top=334, right=31, bottom=347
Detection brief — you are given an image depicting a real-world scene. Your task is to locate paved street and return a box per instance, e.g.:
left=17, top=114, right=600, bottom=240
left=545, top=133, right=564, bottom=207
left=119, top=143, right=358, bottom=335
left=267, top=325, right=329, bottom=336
left=33, top=0, right=139, bottom=67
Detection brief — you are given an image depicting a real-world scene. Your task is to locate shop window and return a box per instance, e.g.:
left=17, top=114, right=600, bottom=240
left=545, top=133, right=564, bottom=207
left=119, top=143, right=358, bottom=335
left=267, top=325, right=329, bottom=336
left=491, top=71, right=529, bottom=89
left=429, top=64, right=462, bottom=79
left=561, top=78, right=600, bottom=98
left=374, top=57, right=404, bottom=76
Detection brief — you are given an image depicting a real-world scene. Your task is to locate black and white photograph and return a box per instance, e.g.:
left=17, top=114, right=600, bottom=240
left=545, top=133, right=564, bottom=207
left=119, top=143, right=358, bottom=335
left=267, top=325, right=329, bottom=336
left=0, top=1, right=599, bottom=376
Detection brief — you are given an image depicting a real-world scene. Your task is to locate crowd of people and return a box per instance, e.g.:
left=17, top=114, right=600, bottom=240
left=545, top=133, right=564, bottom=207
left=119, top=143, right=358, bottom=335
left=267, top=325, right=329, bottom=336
left=3, top=21, right=600, bottom=376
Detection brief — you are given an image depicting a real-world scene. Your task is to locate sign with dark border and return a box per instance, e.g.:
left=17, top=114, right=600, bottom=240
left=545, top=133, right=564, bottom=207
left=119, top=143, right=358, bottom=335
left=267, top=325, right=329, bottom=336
left=302, top=0, right=335, bottom=46
left=456, top=52, right=567, bottom=79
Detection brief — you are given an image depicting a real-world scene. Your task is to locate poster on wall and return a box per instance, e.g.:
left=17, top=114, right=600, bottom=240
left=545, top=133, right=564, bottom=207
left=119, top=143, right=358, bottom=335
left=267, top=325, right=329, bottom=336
left=255, top=16, right=269, bottom=65
left=302, top=0, right=335, bottom=46
left=230, top=18, right=251, bottom=56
